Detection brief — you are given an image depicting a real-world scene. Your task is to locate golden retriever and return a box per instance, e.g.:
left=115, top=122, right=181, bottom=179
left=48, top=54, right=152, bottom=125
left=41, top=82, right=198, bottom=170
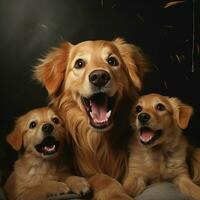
left=4, top=107, right=91, bottom=200
left=123, top=93, right=200, bottom=200
left=33, top=38, right=147, bottom=198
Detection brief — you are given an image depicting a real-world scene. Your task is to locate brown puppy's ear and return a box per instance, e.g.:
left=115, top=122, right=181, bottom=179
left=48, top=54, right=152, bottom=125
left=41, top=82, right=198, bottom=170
left=113, top=38, right=148, bottom=91
left=6, top=118, right=24, bottom=151
left=170, top=97, right=193, bottom=129
left=33, top=42, right=72, bottom=96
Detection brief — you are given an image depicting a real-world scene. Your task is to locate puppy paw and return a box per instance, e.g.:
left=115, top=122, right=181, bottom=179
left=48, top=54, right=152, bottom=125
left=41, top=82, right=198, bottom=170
left=45, top=181, right=70, bottom=198
left=65, top=176, right=92, bottom=196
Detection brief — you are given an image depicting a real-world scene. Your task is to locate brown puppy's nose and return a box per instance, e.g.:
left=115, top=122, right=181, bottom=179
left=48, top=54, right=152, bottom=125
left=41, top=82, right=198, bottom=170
left=89, top=70, right=111, bottom=87
left=42, top=123, right=54, bottom=136
left=138, top=113, right=150, bottom=124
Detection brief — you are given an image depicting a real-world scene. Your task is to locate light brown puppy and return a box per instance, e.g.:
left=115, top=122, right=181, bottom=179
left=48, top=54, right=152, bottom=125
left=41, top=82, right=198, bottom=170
left=123, top=93, right=200, bottom=200
left=4, top=107, right=90, bottom=200
left=190, top=148, right=200, bottom=185
left=34, top=38, right=147, bottom=199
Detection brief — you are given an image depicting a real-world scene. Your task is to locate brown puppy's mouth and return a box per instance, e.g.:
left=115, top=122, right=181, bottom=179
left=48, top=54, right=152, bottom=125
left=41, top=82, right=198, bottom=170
left=35, top=136, right=60, bottom=156
left=139, top=127, right=162, bottom=145
left=81, top=92, right=117, bottom=130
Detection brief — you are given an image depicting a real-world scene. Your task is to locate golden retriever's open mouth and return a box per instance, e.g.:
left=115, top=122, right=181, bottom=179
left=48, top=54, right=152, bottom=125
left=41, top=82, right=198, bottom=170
left=35, top=136, right=60, bottom=156
left=139, top=127, right=162, bottom=145
left=81, top=92, right=117, bottom=131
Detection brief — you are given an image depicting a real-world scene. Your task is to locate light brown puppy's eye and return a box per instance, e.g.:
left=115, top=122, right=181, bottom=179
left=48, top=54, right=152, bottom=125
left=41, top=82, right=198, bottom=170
left=156, top=103, right=166, bottom=111
left=52, top=117, right=60, bottom=124
left=135, top=105, right=142, bottom=113
left=29, top=121, right=37, bottom=129
left=107, top=56, right=118, bottom=66
left=74, top=59, right=85, bottom=69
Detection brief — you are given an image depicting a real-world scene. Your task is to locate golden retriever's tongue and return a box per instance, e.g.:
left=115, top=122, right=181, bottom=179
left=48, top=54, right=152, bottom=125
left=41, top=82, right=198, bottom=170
left=140, top=131, right=154, bottom=143
left=90, top=102, right=109, bottom=123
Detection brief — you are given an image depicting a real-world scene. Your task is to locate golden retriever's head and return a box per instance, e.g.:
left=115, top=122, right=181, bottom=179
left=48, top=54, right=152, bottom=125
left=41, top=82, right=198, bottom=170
left=7, top=107, right=65, bottom=159
left=34, top=38, right=147, bottom=131
left=132, top=93, right=193, bottom=147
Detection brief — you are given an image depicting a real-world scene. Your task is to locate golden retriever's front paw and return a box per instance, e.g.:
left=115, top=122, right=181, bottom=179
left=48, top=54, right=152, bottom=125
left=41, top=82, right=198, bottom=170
left=65, top=176, right=92, bottom=196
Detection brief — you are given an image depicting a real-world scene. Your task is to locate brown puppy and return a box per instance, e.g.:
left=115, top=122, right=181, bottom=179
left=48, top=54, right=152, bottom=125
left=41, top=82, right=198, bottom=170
left=123, top=93, right=200, bottom=200
left=34, top=38, right=147, bottom=199
left=190, top=148, right=200, bottom=185
left=4, top=107, right=90, bottom=200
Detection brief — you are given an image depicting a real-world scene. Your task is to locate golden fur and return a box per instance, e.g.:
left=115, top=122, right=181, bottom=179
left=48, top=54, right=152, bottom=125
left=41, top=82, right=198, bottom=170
left=189, top=148, right=200, bottom=185
left=4, top=107, right=90, bottom=200
left=33, top=38, right=147, bottom=198
left=123, top=93, right=200, bottom=200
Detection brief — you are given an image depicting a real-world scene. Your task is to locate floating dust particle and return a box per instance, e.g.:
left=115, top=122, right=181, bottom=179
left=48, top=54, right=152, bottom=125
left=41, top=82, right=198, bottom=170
left=164, top=1, right=184, bottom=8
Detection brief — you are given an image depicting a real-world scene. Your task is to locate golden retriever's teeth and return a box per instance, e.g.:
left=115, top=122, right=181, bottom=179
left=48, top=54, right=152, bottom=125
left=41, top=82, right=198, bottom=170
left=93, top=118, right=107, bottom=123
left=90, top=112, right=94, bottom=119
left=90, top=111, right=109, bottom=124
left=106, top=110, right=111, bottom=118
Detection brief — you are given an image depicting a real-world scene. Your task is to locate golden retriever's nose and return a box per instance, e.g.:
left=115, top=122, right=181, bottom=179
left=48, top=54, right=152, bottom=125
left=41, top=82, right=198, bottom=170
left=89, top=70, right=111, bottom=88
left=42, top=123, right=54, bottom=136
left=138, top=113, right=151, bottom=124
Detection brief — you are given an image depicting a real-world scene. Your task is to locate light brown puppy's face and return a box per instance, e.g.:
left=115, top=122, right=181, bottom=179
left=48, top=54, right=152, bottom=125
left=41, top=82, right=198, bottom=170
left=7, top=107, right=65, bottom=159
left=34, top=38, right=147, bottom=132
left=132, top=93, right=193, bottom=147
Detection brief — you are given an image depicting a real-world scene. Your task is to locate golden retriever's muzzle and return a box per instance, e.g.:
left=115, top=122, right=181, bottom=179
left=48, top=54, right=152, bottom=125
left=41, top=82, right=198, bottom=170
left=35, top=123, right=60, bottom=156
left=81, top=70, right=117, bottom=131
left=137, top=112, right=162, bottom=145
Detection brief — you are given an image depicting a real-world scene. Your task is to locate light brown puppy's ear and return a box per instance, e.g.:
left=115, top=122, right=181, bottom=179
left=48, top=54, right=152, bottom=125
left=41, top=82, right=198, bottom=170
left=33, top=42, right=71, bottom=96
left=6, top=118, right=24, bottom=151
left=170, top=97, right=193, bottom=129
left=113, top=38, right=148, bottom=91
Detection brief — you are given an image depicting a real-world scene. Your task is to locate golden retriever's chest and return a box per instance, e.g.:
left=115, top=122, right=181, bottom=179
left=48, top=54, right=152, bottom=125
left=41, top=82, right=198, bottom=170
left=97, top=145, right=128, bottom=181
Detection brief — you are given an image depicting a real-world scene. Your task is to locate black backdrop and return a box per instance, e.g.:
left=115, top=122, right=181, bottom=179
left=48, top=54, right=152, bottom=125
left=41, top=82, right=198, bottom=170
left=0, top=0, right=199, bottom=178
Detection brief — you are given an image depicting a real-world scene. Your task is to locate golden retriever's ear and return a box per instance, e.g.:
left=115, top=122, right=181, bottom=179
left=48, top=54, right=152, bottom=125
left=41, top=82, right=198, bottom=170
left=33, top=42, right=72, bottom=96
left=113, top=38, right=148, bottom=91
left=170, top=97, right=193, bottom=129
left=6, top=119, right=24, bottom=151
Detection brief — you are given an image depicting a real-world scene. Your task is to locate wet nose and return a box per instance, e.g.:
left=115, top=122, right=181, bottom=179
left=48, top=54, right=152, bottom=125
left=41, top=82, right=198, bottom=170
left=138, top=113, right=151, bottom=123
left=89, top=70, right=111, bottom=87
left=42, top=123, right=54, bottom=135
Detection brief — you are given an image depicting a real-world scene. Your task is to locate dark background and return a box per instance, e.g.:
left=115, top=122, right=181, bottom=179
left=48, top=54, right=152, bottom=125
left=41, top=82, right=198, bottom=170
left=0, top=0, right=199, bottom=183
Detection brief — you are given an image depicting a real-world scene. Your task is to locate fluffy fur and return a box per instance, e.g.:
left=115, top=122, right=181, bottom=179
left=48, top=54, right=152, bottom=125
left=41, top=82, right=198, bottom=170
left=4, top=107, right=90, bottom=200
left=34, top=38, right=147, bottom=198
left=188, top=147, right=200, bottom=185
left=123, top=93, right=200, bottom=200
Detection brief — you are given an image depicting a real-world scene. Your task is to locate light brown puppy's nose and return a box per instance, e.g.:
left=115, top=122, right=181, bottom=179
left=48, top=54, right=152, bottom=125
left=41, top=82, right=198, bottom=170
left=89, top=70, right=111, bottom=88
left=42, top=123, right=54, bottom=136
left=138, top=113, right=151, bottom=124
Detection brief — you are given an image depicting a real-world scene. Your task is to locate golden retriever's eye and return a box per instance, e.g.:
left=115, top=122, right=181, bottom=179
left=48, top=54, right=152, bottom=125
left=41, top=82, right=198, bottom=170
left=107, top=56, right=118, bottom=66
left=52, top=117, right=60, bottom=124
left=29, top=121, right=37, bottom=129
left=135, top=105, right=142, bottom=113
left=74, top=59, right=85, bottom=69
left=156, top=103, right=166, bottom=111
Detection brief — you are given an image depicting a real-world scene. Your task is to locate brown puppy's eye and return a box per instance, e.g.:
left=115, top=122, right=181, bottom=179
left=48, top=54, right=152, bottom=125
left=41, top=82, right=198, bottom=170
left=29, top=121, right=37, bottom=129
left=107, top=56, right=118, bottom=66
left=74, top=59, right=85, bottom=69
left=52, top=117, right=60, bottom=124
left=156, top=103, right=166, bottom=111
left=135, top=105, right=142, bottom=113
